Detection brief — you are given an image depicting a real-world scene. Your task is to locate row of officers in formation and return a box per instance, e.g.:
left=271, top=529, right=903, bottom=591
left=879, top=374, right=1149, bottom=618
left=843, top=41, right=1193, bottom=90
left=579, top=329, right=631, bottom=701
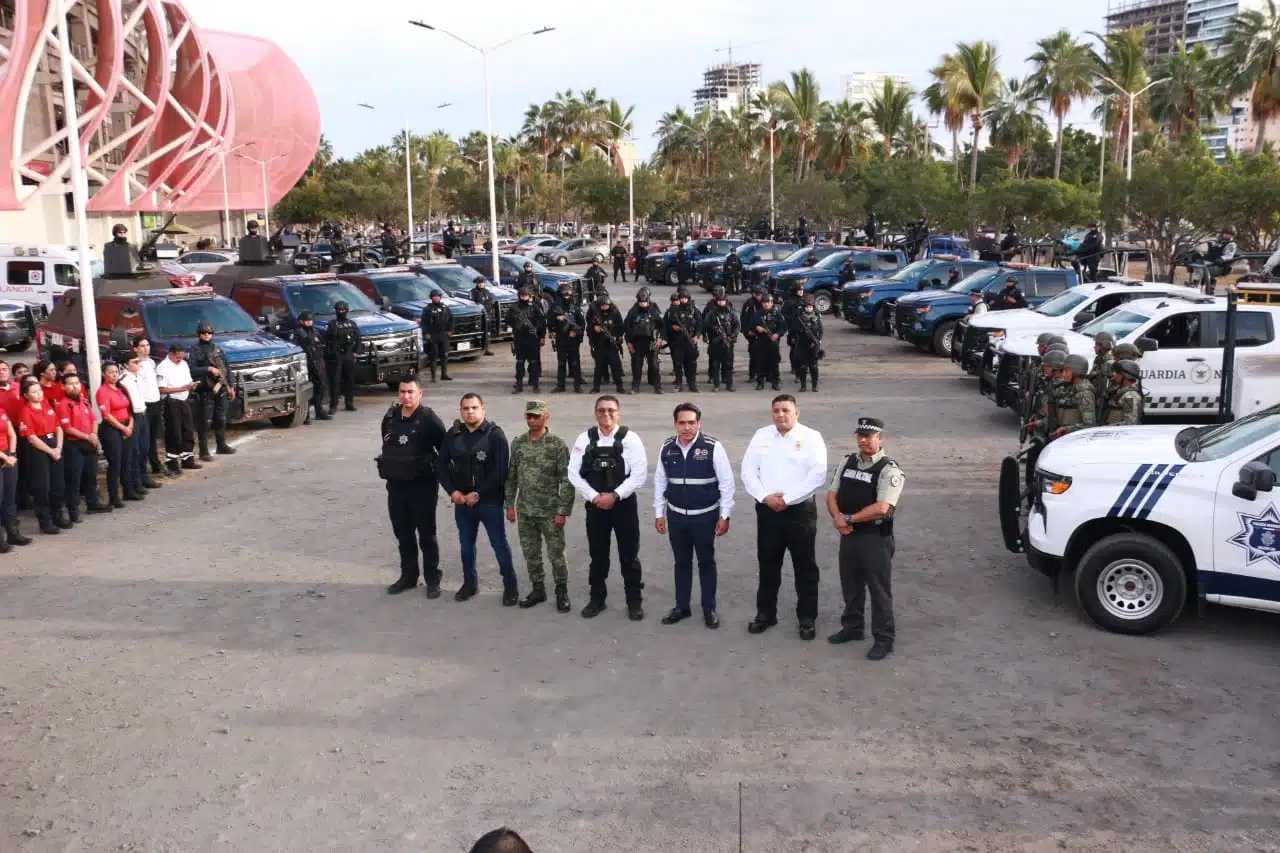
left=414, top=270, right=828, bottom=399
left=1022, top=330, right=1146, bottom=444
left=376, top=383, right=905, bottom=661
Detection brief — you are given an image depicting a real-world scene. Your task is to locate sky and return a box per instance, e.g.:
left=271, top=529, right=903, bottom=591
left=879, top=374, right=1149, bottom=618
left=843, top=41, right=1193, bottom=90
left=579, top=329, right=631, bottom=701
left=187, top=0, right=1114, bottom=161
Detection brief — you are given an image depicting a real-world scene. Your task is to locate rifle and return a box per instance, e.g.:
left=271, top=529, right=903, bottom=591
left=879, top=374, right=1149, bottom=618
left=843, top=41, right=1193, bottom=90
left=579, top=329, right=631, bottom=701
left=137, top=212, right=179, bottom=264
left=797, top=314, right=824, bottom=360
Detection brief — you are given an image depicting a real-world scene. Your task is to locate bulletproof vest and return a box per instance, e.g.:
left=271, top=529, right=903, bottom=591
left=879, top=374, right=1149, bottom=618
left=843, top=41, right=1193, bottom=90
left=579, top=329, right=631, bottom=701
left=1104, top=386, right=1144, bottom=425
left=709, top=306, right=734, bottom=337
left=103, top=240, right=135, bottom=277
left=239, top=234, right=269, bottom=263
left=835, top=455, right=894, bottom=535
left=631, top=308, right=655, bottom=338
left=331, top=318, right=358, bottom=350
left=445, top=422, right=494, bottom=492
left=511, top=302, right=537, bottom=336
left=381, top=233, right=397, bottom=252
left=580, top=426, right=629, bottom=493
left=423, top=303, right=447, bottom=328
left=296, top=327, right=323, bottom=359
left=660, top=434, right=721, bottom=514
left=470, top=287, right=492, bottom=306
left=1056, top=380, right=1084, bottom=427
left=378, top=405, right=438, bottom=481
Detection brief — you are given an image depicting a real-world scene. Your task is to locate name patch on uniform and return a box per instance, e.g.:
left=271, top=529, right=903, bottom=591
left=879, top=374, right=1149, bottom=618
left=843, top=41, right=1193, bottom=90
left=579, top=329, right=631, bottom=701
left=844, top=469, right=874, bottom=483
left=1228, top=503, right=1280, bottom=568
left=693, top=448, right=709, bottom=459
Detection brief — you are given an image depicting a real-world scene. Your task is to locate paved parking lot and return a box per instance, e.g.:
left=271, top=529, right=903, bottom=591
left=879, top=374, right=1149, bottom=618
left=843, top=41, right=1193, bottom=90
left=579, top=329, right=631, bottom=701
left=0, top=275, right=1277, bottom=853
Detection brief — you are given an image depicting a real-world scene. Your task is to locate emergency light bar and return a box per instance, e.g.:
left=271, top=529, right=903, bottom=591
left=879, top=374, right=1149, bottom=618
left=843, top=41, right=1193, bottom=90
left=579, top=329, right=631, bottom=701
left=276, top=273, right=338, bottom=283
left=135, top=286, right=214, bottom=298
left=1003, top=263, right=1032, bottom=270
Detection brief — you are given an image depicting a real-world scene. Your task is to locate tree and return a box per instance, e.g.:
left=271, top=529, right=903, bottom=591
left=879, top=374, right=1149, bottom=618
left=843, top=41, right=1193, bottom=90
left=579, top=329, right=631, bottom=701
left=973, top=178, right=1099, bottom=241
left=304, top=134, right=334, bottom=180
left=655, top=106, right=699, bottom=181
left=985, top=78, right=1046, bottom=173
left=1149, top=41, right=1225, bottom=138
left=1205, top=151, right=1280, bottom=251
left=867, top=77, right=914, bottom=157
left=1028, top=30, right=1096, bottom=180
left=1091, top=27, right=1150, bottom=166
left=819, top=99, right=870, bottom=173
left=274, top=176, right=337, bottom=224
left=850, top=158, right=967, bottom=234
left=949, top=40, right=1004, bottom=189
left=1219, top=0, right=1280, bottom=153
left=768, top=68, right=824, bottom=181
left=420, top=131, right=456, bottom=230
left=924, top=55, right=966, bottom=181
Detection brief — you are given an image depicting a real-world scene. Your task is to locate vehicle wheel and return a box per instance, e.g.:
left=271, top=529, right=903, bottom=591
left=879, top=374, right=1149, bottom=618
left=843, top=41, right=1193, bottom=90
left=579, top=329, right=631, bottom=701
left=812, top=290, right=833, bottom=315
left=666, top=267, right=679, bottom=286
left=593, top=253, right=604, bottom=264
left=874, top=304, right=892, bottom=335
left=1075, top=533, right=1187, bottom=635
left=5, top=340, right=30, bottom=353
left=932, top=321, right=956, bottom=355
left=998, top=456, right=1024, bottom=553
left=271, top=406, right=307, bottom=429
left=556, top=256, right=568, bottom=266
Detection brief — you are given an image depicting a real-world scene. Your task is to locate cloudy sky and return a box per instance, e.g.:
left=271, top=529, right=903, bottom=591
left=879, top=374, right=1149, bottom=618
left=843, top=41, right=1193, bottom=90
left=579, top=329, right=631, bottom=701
left=188, top=0, right=1112, bottom=160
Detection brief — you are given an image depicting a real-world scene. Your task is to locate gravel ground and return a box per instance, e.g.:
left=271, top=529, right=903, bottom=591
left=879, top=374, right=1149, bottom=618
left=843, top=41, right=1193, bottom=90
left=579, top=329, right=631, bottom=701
left=1, top=273, right=1277, bottom=853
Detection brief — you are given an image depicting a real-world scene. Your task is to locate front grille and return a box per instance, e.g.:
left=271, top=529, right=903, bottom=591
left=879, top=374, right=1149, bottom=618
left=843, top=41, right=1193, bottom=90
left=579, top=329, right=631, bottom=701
left=893, top=305, right=917, bottom=338
left=233, top=356, right=301, bottom=400
left=841, top=288, right=861, bottom=320
left=453, top=314, right=482, bottom=336
left=495, top=298, right=516, bottom=333
left=565, top=277, right=587, bottom=305
left=645, top=257, right=664, bottom=279
left=362, top=330, right=418, bottom=368
left=961, top=326, right=990, bottom=367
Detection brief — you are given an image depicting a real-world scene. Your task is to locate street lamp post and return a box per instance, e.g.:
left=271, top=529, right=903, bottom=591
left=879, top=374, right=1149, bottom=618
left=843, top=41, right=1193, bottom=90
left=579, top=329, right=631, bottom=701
left=410, top=20, right=555, bottom=287
left=218, top=142, right=253, bottom=246
left=1096, top=75, right=1171, bottom=182
left=601, top=119, right=636, bottom=258
left=233, top=149, right=295, bottom=234
left=358, top=101, right=452, bottom=258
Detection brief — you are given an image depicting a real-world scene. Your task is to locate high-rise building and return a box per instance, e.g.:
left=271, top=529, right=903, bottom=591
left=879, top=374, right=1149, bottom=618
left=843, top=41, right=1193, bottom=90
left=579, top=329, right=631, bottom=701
left=1104, top=0, right=1186, bottom=62
left=693, top=62, right=763, bottom=115
left=843, top=72, right=913, bottom=108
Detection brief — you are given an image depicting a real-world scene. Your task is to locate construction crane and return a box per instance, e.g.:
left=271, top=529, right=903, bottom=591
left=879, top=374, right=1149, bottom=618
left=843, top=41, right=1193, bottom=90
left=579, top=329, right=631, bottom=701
left=714, top=38, right=778, bottom=65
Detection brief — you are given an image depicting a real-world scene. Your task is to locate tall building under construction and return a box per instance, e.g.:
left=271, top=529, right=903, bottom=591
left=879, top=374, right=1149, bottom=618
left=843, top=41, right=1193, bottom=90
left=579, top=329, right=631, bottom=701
left=693, top=62, right=762, bottom=115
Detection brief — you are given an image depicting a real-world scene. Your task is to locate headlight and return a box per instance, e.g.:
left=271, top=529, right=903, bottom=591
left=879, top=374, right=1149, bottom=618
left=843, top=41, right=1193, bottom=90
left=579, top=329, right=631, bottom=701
left=792, top=277, right=808, bottom=286
left=989, top=329, right=1005, bottom=340
left=293, top=355, right=309, bottom=380
left=917, top=305, right=932, bottom=315
left=413, top=328, right=423, bottom=347
left=858, top=291, right=872, bottom=299
left=1040, top=472, right=1072, bottom=495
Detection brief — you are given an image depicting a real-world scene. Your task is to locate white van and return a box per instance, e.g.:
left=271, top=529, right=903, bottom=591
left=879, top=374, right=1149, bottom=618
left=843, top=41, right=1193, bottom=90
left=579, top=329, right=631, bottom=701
left=0, top=244, right=84, bottom=312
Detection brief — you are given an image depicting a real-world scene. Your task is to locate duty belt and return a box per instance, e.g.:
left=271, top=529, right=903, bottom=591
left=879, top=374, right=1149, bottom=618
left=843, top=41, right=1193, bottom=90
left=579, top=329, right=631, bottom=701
left=667, top=502, right=719, bottom=516
left=666, top=476, right=717, bottom=485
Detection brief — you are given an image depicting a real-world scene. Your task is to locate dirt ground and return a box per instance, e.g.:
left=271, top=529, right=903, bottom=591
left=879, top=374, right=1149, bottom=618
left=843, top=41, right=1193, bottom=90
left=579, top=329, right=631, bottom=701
left=1, top=274, right=1277, bottom=853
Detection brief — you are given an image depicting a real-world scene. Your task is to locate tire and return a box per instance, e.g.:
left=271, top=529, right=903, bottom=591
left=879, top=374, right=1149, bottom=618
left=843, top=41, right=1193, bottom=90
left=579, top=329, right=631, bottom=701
left=556, top=256, right=567, bottom=266
left=1075, top=533, right=1188, bottom=635
left=874, top=304, right=892, bottom=336
left=270, top=406, right=307, bottom=429
left=666, top=267, right=679, bottom=286
left=812, top=290, right=833, bottom=315
left=932, top=321, right=956, bottom=356
left=998, top=456, right=1024, bottom=553
left=5, top=340, right=30, bottom=353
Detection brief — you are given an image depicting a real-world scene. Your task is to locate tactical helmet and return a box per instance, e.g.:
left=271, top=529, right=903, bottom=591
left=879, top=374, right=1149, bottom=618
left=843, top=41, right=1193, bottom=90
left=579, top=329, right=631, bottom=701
left=519, top=288, right=534, bottom=299
left=1063, top=354, right=1090, bottom=376
left=1036, top=332, right=1056, bottom=348
left=1095, top=331, right=1117, bottom=349
left=430, top=290, right=443, bottom=299
left=669, top=292, right=680, bottom=302
left=1043, top=349, right=1068, bottom=369
left=636, top=287, right=652, bottom=303
left=712, top=286, right=726, bottom=300
left=246, top=220, right=260, bottom=232
left=334, top=300, right=349, bottom=313
left=752, top=284, right=766, bottom=295
left=1112, top=342, right=1142, bottom=360
left=761, top=292, right=775, bottom=303
left=197, top=320, right=214, bottom=335
left=523, top=261, right=533, bottom=269
left=298, top=310, right=314, bottom=322
left=1113, top=359, right=1141, bottom=381
left=802, top=295, right=815, bottom=307
left=676, top=286, right=690, bottom=298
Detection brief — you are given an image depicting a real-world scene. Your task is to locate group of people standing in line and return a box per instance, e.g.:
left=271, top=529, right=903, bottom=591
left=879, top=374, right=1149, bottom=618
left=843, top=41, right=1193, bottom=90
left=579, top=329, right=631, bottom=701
left=377, top=381, right=906, bottom=661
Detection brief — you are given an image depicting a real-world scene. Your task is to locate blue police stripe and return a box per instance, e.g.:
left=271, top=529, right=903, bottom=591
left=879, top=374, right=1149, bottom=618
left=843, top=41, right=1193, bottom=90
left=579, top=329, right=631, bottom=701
left=1121, top=464, right=1168, bottom=518
left=1134, top=464, right=1185, bottom=520
left=1109, top=463, right=1153, bottom=518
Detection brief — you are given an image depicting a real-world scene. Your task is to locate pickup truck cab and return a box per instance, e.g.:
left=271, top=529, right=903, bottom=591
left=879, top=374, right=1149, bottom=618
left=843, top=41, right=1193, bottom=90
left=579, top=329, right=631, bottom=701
left=1006, top=406, right=1280, bottom=634
left=892, top=265, right=1078, bottom=355
left=743, top=245, right=846, bottom=293
left=454, top=254, right=590, bottom=308
left=408, top=260, right=518, bottom=341
left=842, top=257, right=996, bottom=333
left=994, top=295, right=1280, bottom=418
left=37, top=285, right=310, bottom=427
left=772, top=248, right=906, bottom=315
left=340, top=265, right=485, bottom=357
left=695, top=242, right=798, bottom=290
left=644, top=238, right=744, bottom=286
left=213, top=274, right=422, bottom=390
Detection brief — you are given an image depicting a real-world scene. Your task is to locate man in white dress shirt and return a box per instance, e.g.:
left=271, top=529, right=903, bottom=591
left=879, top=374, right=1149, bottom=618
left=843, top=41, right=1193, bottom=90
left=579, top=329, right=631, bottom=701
left=153, top=344, right=201, bottom=474
left=740, top=394, right=828, bottom=640
left=653, top=402, right=735, bottom=629
left=567, top=395, right=649, bottom=621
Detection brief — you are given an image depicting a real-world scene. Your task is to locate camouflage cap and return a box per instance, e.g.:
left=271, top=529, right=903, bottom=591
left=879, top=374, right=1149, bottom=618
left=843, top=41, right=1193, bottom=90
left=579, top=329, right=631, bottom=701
left=1064, top=354, right=1090, bottom=375
left=1112, top=342, right=1142, bottom=360
left=525, top=399, right=548, bottom=416
left=1094, top=331, right=1117, bottom=348
left=1112, top=359, right=1141, bottom=381
left=1043, top=349, right=1068, bottom=369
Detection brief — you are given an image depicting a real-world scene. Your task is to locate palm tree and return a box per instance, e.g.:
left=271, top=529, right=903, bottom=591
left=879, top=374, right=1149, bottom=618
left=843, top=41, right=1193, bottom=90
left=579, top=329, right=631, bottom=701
left=521, top=102, right=555, bottom=171
left=420, top=132, right=456, bottom=230
left=923, top=54, right=966, bottom=180
left=595, top=98, right=635, bottom=171
left=1149, top=41, right=1226, bottom=137
left=949, top=40, right=1004, bottom=189
left=985, top=77, right=1046, bottom=173
left=867, top=77, right=915, bottom=156
left=895, top=117, right=944, bottom=161
left=768, top=68, right=823, bottom=180
left=1219, top=0, right=1280, bottom=153
left=1028, top=30, right=1096, bottom=180
left=655, top=106, right=699, bottom=181
left=819, top=99, right=871, bottom=172
left=1090, top=28, right=1149, bottom=165
left=306, top=134, right=334, bottom=178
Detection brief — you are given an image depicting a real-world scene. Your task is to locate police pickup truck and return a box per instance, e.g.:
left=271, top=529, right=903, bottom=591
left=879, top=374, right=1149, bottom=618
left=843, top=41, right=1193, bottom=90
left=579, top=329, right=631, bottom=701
left=37, top=285, right=311, bottom=428
left=339, top=266, right=486, bottom=356
left=990, top=295, right=1280, bottom=418
left=1003, top=407, right=1280, bottom=634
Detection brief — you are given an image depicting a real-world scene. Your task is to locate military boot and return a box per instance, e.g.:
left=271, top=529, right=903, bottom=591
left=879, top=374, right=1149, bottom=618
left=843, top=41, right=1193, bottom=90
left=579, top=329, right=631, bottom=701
left=428, top=366, right=437, bottom=383
left=756, top=378, right=765, bottom=390
left=6, top=521, right=31, bottom=547
left=771, top=380, right=781, bottom=391
left=519, top=583, right=547, bottom=609
left=551, top=383, right=566, bottom=393
left=799, top=375, right=807, bottom=392
left=555, top=583, right=571, bottom=613
left=198, top=438, right=213, bottom=462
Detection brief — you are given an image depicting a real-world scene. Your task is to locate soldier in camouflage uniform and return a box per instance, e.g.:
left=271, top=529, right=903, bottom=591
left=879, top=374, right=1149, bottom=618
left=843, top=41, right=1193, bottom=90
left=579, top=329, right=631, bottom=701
left=505, top=399, right=576, bottom=612
left=1027, top=349, right=1067, bottom=442
left=1089, top=331, right=1116, bottom=405
left=1051, top=354, right=1096, bottom=438
left=1101, top=359, right=1144, bottom=425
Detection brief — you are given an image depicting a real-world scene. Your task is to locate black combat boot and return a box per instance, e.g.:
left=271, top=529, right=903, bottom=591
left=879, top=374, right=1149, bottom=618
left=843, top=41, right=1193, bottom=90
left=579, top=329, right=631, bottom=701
left=519, top=584, right=546, bottom=609
left=530, top=381, right=540, bottom=393
left=688, top=381, right=699, bottom=393
left=756, top=378, right=764, bottom=390
left=503, top=584, right=519, bottom=607
left=574, top=381, right=584, bottom=393
left=631, top=381, right=640, bottom=395
left=771, top=380, right=781, bottom=391
left=511, top=382, right=523, bottom=395
left=555, top=583, right=571, bottom=613
left=314, top=408, right=331, bottom=421
left=198, top=438, right=213, bottom=462
left=54, top=508, right=73, bottom=529
left=551, top=383, right=566, bottom=394
left=344, top=399, right=356, bottom=412
left=440, top=367, right=453, bottom=381
left=428, top=367, right=437, bottom=383
left=0, top=531, right=9, bottom=553
left=216, top=431, right=236, bottom=454
left=799, top=376, right=807, bottom=392
left=182, top=457, right=203, bottom=471
left=811, top=378, right=818, bottom=392
left=6, top=521, right=31, bottom=546
left=38, top=516, right=59, bottom=535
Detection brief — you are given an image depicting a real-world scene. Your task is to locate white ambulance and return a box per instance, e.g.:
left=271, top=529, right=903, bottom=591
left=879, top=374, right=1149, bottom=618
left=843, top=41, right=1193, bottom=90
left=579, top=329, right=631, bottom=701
left=0, top=243, right=85, bottom=312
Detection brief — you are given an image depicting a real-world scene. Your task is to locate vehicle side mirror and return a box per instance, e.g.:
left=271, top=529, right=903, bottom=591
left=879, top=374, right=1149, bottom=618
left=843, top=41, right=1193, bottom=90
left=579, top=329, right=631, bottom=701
left=1233, top=461, right=1276, bottom=500
left=258, top=313, right=273, bottom=329
left=380, top=295, right=391, bottom=310
left=1073, top=311, right=1095, bottom=328
left=1136, top=336, right=1158, bottom=353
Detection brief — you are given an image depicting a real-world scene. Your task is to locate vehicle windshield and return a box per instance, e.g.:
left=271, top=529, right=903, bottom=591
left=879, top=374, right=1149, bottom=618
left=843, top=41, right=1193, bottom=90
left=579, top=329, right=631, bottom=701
left=513, top=235, right=541, bottom=246
left=887, top=260, right=933, bottom=282
left=1034, top=289, right=1092, bottom=317
left=783, top=248, right=817, bottom=264
left=1077, top=307, right=1151, bottom=339
left=682, top=240, right=701, bottom=252
left=1179, top=407, right=1280, bottom=462
left=370, top=274, right=443, bottom=303
left=143, top=297, right=257, bottom=337
left=424, top=265, right=485, bottom=294
left=953, top=268, right=1001, bottom=293
left=503, top=256, right=549, bottom=274
left=814, top=251, right=852, bottom=271
left=285, top=281, right=376, bottom=315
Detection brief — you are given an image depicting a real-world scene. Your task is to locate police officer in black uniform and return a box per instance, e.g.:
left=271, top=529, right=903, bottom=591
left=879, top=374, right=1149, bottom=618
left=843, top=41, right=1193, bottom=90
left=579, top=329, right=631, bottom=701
left=550, top=281, right=586, bottom=393
left=442, top=221, right=458, bottom=259
left=837, top=255, right=856, bottom=286
left=189, top=321, right=236, bottom=460
left=633, top=241, right=647, bottom=282
left=723, top=246, right=743, bottom=294
left=751, top=292, right=786, bottom=391
left=741, top=285, right=767, bottom=383
left=324, top=300, right=361, bottom=414
left=508, top=287, right=545, bottom=393
left=994, top=275, right=1028, bottom=310
left=665, top=287, right=700, bottom=392
left=420, top=290, right=454, bottom=382
left=781, top=280, right=805, bottom=381
left=673, top=244, right=688, bottom=286
left=704, top=286, right=739, bottom=392
left=795, top=216, right=808, bottom=247
left=381, top=377, right=448, bottom=597
left=826, top=417, right=905, bottom=661
left=584, top=259, right=608, bottom=297
left=587, top=291, right=628, bottom=394
left=292, top=311, right=330, bottom=421
left=1074, top=222, right=1103, bottom=283
left=793, top=295, right=824, bottom=391
left=468, top=275, right=497, bottom=356
left=517, top=261, right=540, bottom=295
left=379, top=223, right=399, bottom=265
left=610, top=241, right=629, bottom=282
left=330, top=226, right=349, bottom=271
left=624, top=287, right=664, bottom=394
left=999, top=224, right=1020, bottom=262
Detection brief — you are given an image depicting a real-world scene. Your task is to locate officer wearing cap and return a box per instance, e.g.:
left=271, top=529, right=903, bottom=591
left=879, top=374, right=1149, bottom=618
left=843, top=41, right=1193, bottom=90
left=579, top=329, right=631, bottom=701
left=506, top=399, right=576, bottom=612
left=704, top=287, right=740, bottom=392
left=994, top=275, right=1028, bottom=310
left=291, top=311, right=330, bottom=421
left=468, top=275, right=497, bottom=357
left=1051, top=354, right=1096, bottom=438
left=826, top=417, right=904, bottom=661
left=324, top=300, right=361, bottom=414
left=1101, top=360, right=1144, bottom=425
left=420, top=289, right=454, bottom=383
left=189, top=320, right=235, bottom=459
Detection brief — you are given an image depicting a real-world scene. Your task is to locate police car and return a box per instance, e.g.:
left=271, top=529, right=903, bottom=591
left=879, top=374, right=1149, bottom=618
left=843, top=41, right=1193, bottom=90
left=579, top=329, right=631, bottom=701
left=1001, top=407, right=1280, bottom=634
left=988, top=294, right=1280, bottom=417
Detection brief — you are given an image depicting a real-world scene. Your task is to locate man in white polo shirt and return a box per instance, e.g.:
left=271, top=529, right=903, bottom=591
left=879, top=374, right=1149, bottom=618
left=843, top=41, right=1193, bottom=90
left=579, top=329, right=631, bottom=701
left=740, top=393, right=828, bottom=640
left=154, top=343, right=200, bottom=474
left=131, top=336, right=165, bottom=479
